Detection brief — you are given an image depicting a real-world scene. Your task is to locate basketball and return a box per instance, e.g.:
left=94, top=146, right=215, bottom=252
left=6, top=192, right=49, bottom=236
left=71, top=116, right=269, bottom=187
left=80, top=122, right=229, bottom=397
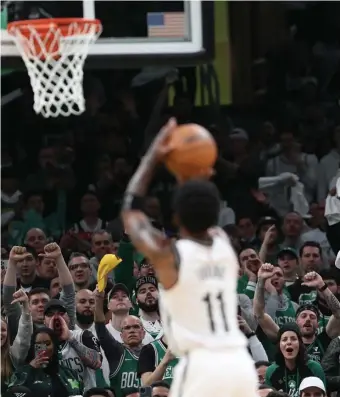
left=164, top=124, right=217, bottom=178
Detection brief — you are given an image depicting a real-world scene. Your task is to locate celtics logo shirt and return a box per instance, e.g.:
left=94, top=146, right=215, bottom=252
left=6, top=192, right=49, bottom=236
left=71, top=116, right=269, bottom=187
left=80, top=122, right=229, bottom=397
left=265, top=359, right=326, bottom=397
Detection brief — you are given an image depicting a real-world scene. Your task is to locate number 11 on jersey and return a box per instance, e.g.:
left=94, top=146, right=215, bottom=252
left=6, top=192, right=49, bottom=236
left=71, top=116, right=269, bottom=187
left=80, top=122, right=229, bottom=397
left=203, top=291, right=228, bottom=332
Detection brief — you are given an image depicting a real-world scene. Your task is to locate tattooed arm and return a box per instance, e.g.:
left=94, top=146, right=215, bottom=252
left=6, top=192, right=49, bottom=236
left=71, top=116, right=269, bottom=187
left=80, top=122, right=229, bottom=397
left=320, top=288, right=340, bottom=319
left=69, top=331, right=102, bottom=369
left=253, top=266, right=279, bottom=341
left=303, top=272, right=340, bottom=338
left=121, top=119, right=178, bottom=290
left=322, top=288, right=340, bottom=338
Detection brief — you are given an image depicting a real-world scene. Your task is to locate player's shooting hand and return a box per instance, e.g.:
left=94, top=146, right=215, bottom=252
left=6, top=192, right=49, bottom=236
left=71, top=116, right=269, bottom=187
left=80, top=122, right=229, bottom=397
left=147, top=118, right=177, bottom=162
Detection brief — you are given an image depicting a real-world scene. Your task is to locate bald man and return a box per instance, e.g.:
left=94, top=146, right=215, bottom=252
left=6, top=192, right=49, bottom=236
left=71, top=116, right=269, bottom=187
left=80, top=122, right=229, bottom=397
left=95, top=289, right=145, bottom=397
left=25, top=228, right=47, bottom=254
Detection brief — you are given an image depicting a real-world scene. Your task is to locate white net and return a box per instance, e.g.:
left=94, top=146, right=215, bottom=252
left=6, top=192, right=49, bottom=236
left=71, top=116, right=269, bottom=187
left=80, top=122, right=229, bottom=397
left=8, top=20, right=102, bottom=118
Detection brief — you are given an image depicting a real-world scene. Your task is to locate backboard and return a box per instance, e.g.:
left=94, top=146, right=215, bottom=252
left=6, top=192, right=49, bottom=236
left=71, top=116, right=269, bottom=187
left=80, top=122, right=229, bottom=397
left=1, top=1, right=214, bottom=68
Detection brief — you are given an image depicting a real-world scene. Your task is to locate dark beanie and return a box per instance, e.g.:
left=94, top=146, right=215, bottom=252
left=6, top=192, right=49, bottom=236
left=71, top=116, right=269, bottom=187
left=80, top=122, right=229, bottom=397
left=278, top=322, right=302, bottom=341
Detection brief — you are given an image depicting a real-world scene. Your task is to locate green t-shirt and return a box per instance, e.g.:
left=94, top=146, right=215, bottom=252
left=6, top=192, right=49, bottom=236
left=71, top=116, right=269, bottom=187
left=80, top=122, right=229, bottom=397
left=274, top=294, right=296, bottom=327
left=265, top=359, right=326, bottom=397
left=110, top=349, right=140, bottom=397
left=299, top=290, right=318, bottom=305
left=305, top=331, right=332, bottom=363
left=258, top=292, right=296, bottom=361
left=150, top=340, right=179, bottom=385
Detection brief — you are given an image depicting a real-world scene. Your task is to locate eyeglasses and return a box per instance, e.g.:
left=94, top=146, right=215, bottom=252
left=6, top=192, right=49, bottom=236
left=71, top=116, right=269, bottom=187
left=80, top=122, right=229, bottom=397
left=69, top=263, right=89, bottom=271
left=122, top=324, right=142, bottom=331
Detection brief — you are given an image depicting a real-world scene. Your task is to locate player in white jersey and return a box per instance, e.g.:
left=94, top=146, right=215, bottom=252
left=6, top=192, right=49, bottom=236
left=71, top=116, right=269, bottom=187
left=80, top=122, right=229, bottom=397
left=121, top=118, right=258, bottom=397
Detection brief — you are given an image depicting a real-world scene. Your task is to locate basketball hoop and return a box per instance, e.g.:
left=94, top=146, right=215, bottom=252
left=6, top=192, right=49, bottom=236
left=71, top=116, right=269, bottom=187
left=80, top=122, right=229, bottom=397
left=7, top=18, right=102, bottom=118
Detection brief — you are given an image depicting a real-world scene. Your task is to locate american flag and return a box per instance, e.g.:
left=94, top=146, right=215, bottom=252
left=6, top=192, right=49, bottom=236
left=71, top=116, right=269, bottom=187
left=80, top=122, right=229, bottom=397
left=147, top=12, right=185, bottom=38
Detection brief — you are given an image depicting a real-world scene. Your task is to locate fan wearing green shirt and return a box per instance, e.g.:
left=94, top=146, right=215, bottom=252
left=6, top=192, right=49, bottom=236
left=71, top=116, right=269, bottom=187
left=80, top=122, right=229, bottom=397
left=254, top=264, right=340, bottom=363
left=137, top=335, right=179, bottom=386
left=265, top=323, right=326, bottom=397
left=94, top=289, right=144, bottom=397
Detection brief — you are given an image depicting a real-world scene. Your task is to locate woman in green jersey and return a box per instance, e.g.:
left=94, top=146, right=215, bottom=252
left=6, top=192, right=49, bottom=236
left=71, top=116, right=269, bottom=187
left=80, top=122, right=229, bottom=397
left=265, top=324, right=326, bottom=397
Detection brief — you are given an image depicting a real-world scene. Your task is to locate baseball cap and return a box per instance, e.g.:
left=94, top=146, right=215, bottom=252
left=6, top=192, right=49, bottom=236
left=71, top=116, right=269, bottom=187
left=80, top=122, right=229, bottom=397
left=84, top=388, right=110, bottom=397
left=135, top=275, right=158, bottom=292
left=277, top=247, right=298, bottom=260
left=108, top=283, right=130, bottom=301
left=44, top=299, right=67, bottom=315
left=3, top=386, right=33, bottom=397
left=299, top=377, right=326, bottom=393
left=230, top=128, right=249, bottom=141
left=257, top=216, right=278, bottom=229
left=4, top=385, right=52, bottom=397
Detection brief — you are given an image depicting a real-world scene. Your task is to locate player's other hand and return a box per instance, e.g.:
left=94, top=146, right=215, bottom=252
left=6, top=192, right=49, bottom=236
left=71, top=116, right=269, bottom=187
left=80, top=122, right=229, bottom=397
left=258, top=263, right=275, bottom=280
left=147, top=118, right=177, bottom=163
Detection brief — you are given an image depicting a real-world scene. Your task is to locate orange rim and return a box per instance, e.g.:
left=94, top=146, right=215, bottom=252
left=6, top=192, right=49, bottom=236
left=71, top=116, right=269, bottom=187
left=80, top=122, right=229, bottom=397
left=7, top=18, right=102, bottom=37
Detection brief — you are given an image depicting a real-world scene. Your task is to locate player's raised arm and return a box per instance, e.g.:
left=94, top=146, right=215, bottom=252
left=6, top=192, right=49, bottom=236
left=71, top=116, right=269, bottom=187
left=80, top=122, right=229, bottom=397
left=121, top=118, right=178, bottom=289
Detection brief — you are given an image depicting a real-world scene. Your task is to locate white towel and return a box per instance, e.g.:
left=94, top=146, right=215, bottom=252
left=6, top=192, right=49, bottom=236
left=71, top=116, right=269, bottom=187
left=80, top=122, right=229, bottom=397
left=324, top=171, right=340, bottom=226
left=335, top=251, right=340, bottom=270
left=259, top=173, right=309, bottom=216
left=290, top=181, right=310, bottom=218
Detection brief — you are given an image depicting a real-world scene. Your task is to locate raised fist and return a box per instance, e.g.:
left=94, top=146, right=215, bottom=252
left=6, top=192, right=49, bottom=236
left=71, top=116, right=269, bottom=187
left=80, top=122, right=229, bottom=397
left=302, top=271, right=324, bottom=289
left=11, top=288, right=29, bottom=305
left=9, top=246, right=30, bottom=262
left=258, top=263, right=275, bottom=280
left=42, top=243, right=62, bottom=260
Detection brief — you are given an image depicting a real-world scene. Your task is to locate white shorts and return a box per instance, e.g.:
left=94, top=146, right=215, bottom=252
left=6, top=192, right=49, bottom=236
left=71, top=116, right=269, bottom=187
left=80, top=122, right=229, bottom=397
left=170, top=348, right=258, bottom=397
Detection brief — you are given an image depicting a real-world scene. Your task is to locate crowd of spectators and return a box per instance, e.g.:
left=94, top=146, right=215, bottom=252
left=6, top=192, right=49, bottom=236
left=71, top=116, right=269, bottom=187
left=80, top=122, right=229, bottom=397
left=1, top=2, right=340, bottom=397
